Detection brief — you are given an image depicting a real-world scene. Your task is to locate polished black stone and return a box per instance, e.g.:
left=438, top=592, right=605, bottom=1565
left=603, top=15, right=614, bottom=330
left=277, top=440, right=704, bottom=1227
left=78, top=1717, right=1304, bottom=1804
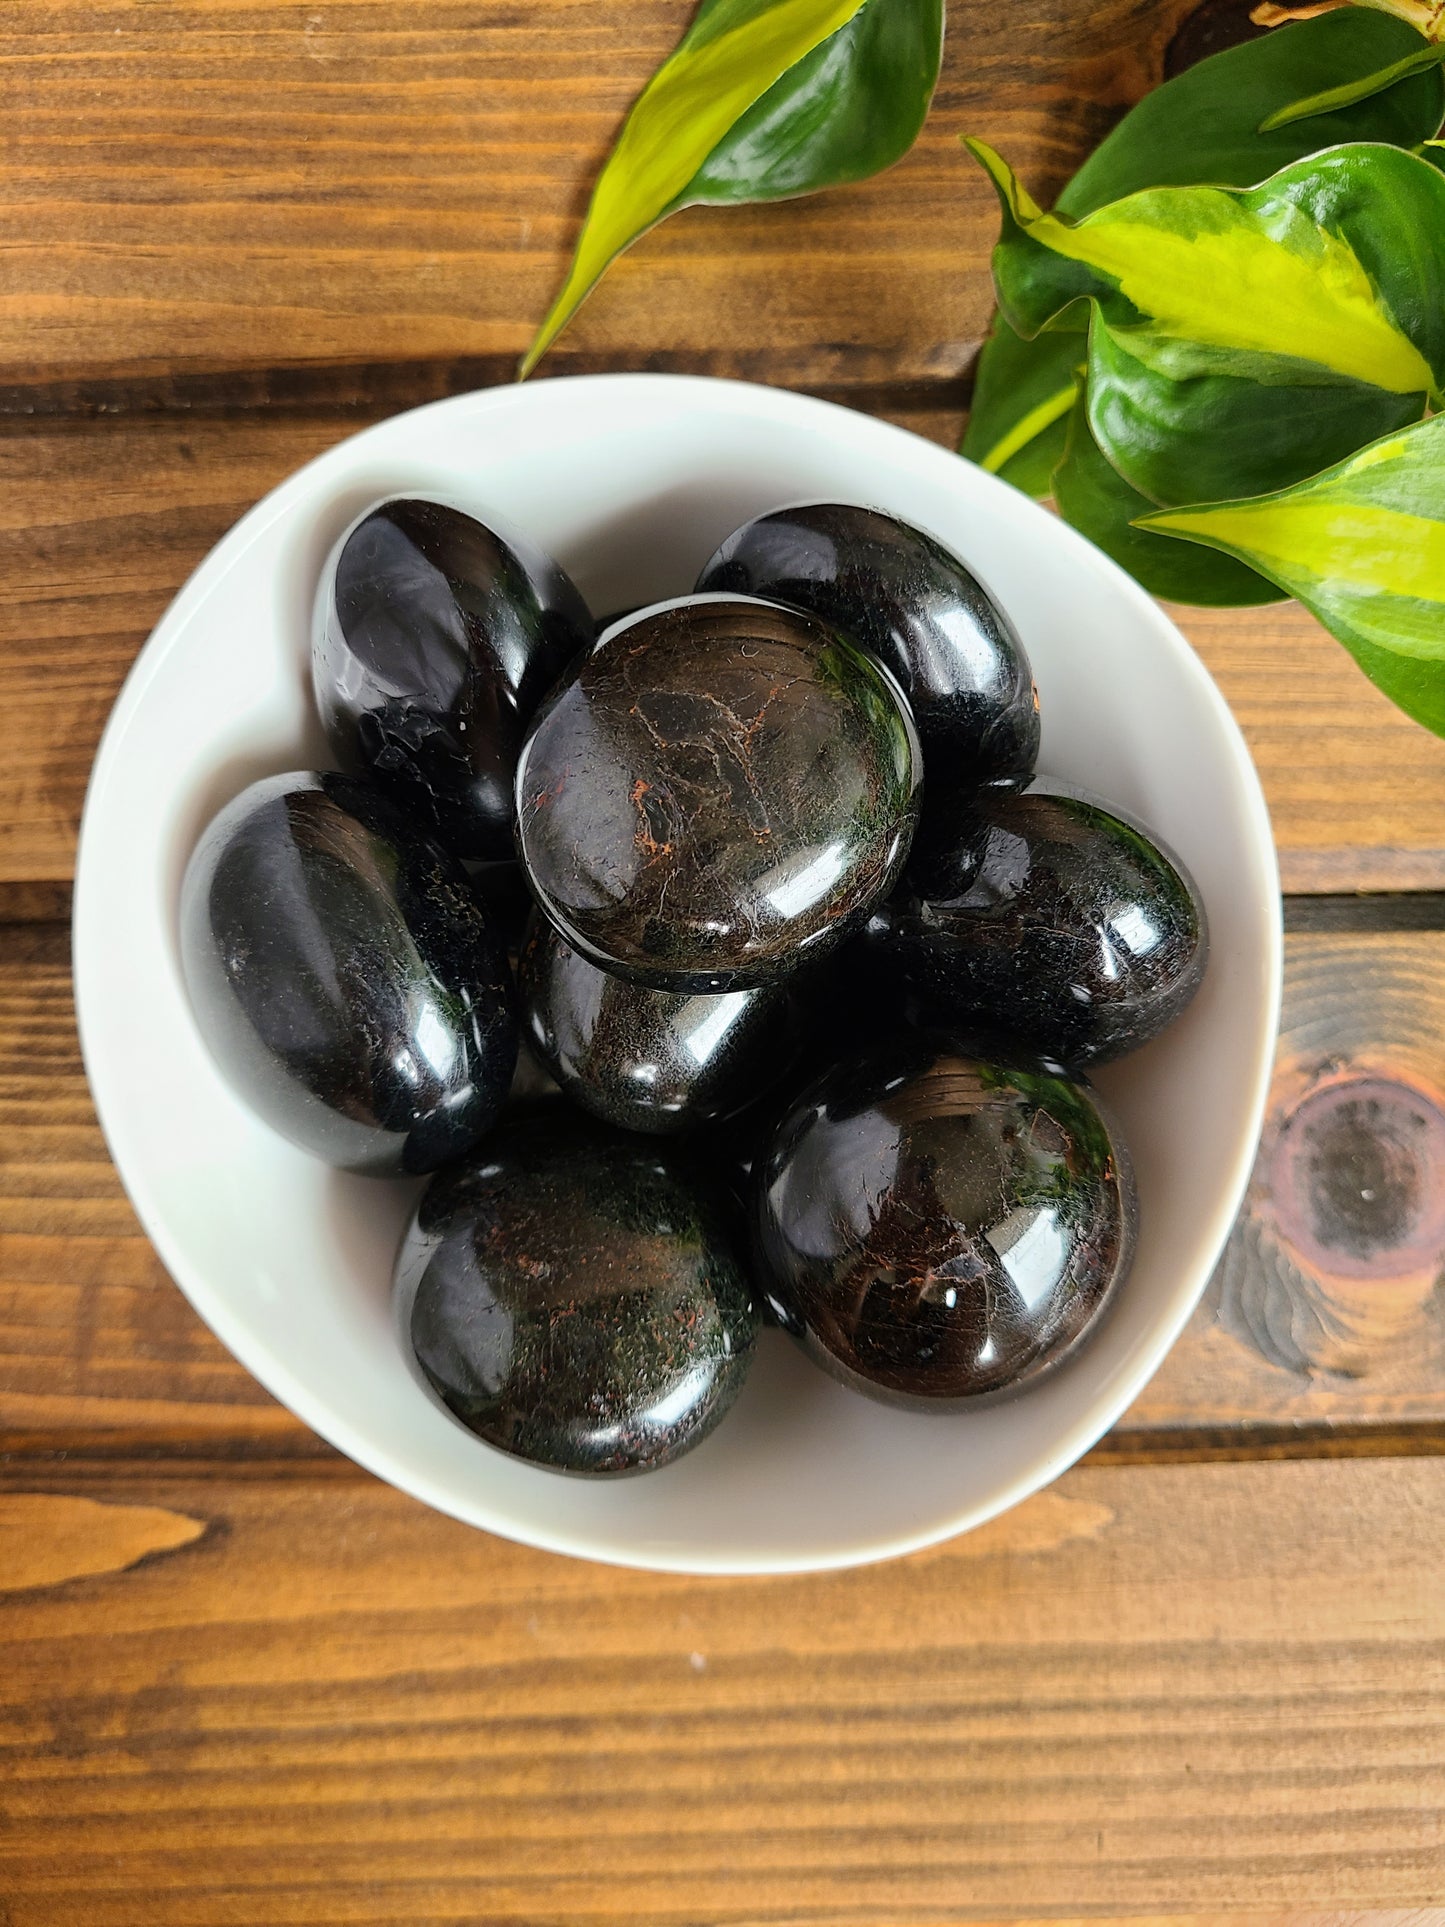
left=466, top=857, right=536, bottom=958
left=697, top=502, right=1040, bottom=797
left=753, top=1033, right=1135, bottom=1405
left=180, top=771, right=517, bottom=1175
left=877, top=780, right=1208, bottom=1066
left=515, top=595, right=921, bottom=991
left=518, top=910, right=800, bottom=1136
left=401, top=1113, right=760, bottom=1475
left=313, top=497, right=594, bottom=861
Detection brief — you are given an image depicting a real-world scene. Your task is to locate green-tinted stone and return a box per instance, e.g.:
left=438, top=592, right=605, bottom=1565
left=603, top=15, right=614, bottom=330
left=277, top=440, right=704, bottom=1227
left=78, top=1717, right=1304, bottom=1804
left=401, top=1114, right=760, bottom=1475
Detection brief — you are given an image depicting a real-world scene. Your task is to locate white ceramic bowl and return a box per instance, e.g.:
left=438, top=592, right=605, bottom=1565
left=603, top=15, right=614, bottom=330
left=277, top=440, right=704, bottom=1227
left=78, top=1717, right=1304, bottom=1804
left=74, top=374, right=1281, bottom=1574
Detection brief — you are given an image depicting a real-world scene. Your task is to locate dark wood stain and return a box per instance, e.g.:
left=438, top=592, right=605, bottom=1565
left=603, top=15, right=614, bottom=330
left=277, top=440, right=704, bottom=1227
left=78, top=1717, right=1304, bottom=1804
left=1165, top=0, right=1272, bottom=75
left=1272, top=1072, right=1445, bottom=1274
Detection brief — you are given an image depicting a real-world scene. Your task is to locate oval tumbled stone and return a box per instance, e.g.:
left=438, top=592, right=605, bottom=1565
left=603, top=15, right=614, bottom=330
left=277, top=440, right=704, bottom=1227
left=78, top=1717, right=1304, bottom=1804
left=698, top=501, right=1040, bottom=797
left=879, top=779, right=1209, bottom=1067
left=312, top=497, right=594, bottom=862
left=518, top=911, right=799, bottom=1135
left=753, top=1033, right=1136, bottom=1407
left=514, top=595, right=921, bottom=991
left=180, top=772, right=517, bottom=1175
left=400, top=1114, right=760, bottom=1475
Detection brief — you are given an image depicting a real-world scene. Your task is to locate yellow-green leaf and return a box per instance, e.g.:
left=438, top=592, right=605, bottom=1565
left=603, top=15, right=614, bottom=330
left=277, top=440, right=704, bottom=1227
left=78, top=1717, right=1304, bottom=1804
left=966, top=138, right=1435, bottom=398
left=961, top=317, right=1082, bottom=492
left=960, top=11, right=1445, bottom=507
left=523, top=0, right=944, bottom=377
left=1138, top=414, right=1445, bottom=732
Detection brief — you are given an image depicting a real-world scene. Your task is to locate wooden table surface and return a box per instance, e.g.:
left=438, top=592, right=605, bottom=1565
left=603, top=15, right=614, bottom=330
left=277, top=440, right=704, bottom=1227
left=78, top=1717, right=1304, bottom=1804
left=4, top=1, right=1445, bottom=1920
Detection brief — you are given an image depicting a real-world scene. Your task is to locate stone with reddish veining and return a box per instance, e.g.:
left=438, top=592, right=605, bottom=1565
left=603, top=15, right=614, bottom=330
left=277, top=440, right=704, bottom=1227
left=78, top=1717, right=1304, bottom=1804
left=514, top=596, right=921, bottom=991
left=753, top=1034, right=1136, bottom=1407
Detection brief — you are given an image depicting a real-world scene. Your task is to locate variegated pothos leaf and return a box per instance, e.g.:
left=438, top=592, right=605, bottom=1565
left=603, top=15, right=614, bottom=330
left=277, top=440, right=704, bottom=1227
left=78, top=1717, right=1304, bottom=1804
left=1140, top=414, right=1445, bottom=734
left=523, top=0, right=942, bottom=375
left=968, top=138, right=1445, bottom=507
left=962, top=8, right=1445, bottom=492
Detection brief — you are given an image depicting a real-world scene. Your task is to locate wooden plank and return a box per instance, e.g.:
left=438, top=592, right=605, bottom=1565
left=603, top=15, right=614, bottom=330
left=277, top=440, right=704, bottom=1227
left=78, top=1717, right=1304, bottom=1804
left=4, top=411, right=1445, bottom=896
left=1119, top=927, right=1445, bottom=1444
left=1, top=1453, right=1444, bottom=1921
left=0, top=416, right=345, bottom=887
left=1175, top=604, right=1445, bottom=898
left=0, top=925, right=308, bottom=1449
left=2, top=920, right=1444, bottom=1457
left=0, top=0, right=1200, bottom=391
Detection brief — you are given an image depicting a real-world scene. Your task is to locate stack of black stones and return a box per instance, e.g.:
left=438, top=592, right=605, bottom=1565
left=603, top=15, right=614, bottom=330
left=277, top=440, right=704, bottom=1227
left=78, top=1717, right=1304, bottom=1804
left=181, top=496, right=1207, bottom=1477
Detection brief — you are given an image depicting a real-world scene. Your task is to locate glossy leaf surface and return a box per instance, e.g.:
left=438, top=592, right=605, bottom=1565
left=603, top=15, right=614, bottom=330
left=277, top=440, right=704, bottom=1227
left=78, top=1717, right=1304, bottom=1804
left=1051, top=398, right=1283, bottom=606
left=1259, top=39, right=1445, bottom=128
left=1065, top=10, right=1444, bottom=210
left=972, top=140, right=1445, bottom=504
left=523, top=0, right=942, bottom=375
left=1141, top=414, right=1445, bottom=732
left=963, top=11, right=1445, bottom=494
left=961, top=318, right=1082, bottom=492
left=1083, top=306, right=1424, bottom=505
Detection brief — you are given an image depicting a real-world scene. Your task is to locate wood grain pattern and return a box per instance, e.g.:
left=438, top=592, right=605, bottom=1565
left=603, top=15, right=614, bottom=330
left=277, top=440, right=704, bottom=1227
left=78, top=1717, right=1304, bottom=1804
left=0, top=925, right=306, bottom=1448
left=1129, top=930, right=1445, bottom=1441
left=0, top=1492, right=203, bottom=1592
left=2, top=921, right=1443, bottom=1457
left=4, top=411, right=1445, bottom=895
left=1176, top=604, right=1445, bottom=897
left=2, top=1453, right=1444, bottom=1921
left=972, top=1919, right=1445, bottom=1926
left=0, top=417, right=344, bottom=886
left=0, top=0, right=1200, bottom=391
left=967, top=1918, right=1445, bottom=1927
left=6, top=4, right=1445, bottom=1913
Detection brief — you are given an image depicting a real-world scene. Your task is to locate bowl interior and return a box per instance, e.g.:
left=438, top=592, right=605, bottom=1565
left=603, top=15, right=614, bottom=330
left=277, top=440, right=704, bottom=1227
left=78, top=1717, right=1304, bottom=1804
left=73, top=375, right=1280, bottom=1574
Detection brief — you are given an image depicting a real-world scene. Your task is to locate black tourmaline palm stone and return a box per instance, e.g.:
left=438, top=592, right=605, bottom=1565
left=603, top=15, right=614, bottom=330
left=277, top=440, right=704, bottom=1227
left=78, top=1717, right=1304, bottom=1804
left=754, top=1034, right=1135, bottom=1406
left=697, top=503, right=1040, bottom=796
left=401, top=1115, right=761, bottom=1475
left=514, top=595, right=921, bottom=991
left=313, top=497, right=594, bottom=860
left=180, top=772, right=517, bottom=1175
left=878, top=780, right=1208, bottom=1066
left=518, top=911, right=799, bottom=1135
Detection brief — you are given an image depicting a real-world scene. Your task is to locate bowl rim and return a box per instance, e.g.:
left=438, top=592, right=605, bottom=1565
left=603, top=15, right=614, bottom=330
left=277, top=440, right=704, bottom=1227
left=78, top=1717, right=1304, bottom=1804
left=72, top=371, right=1284, bottom=1574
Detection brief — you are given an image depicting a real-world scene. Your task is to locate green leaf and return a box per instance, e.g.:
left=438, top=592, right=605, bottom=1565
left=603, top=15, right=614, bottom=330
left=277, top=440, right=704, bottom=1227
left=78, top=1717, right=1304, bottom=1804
left=522, top=0, right=943, bottom=376
left=961, top=318, right=1081, bottom=494
left=1052, top=396, right=1283, bottom=606
left=1139, top=414, right=1445, bottom=733
left=1085, top=307, right=1423, bottom=504
left=1258, top=40, right=1445, bottom=130
left=962, top=10, right=1445, bottom=502
left=687, top=0, right=942, bottom=201
left=1061, top=9, right=1445, bottom=214
left=969, top=139, right=1445, bottom=503
left=971, top=139, right=1440, bottom=392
